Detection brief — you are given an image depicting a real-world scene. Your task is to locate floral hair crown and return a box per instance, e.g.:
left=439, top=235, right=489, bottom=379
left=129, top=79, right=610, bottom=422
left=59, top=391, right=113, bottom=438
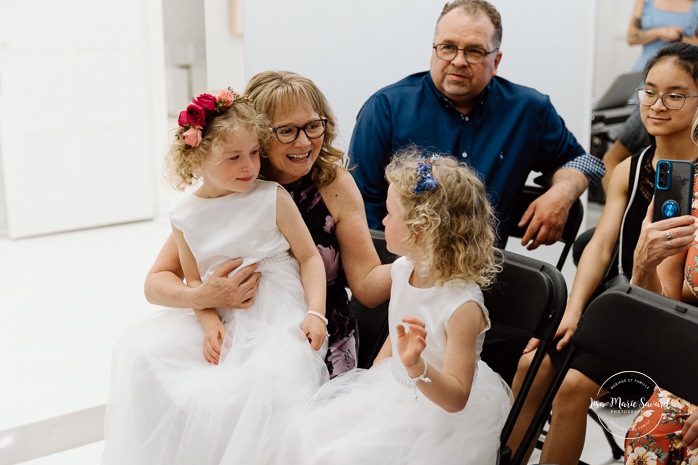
left=177, top=88, right=251, bottom=148
left=413, top=155, right=440, bottom=194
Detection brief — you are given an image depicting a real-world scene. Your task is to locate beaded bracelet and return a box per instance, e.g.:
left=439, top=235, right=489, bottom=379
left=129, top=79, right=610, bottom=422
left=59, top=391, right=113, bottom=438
left=392, top=358, right=432, bottom=400
left=306, top=310, right=328, bottom=325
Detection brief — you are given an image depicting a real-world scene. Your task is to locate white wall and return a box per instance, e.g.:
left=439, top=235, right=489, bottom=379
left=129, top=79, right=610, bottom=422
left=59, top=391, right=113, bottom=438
left=0, top=1, right=9, bottom=235
left=593, top=0, right=640, bottom=100
left=203, top=0, right=245, bottom=92
left=163, top=0, right=208, bottom=115
left=0, top=153, right=6, bottom=235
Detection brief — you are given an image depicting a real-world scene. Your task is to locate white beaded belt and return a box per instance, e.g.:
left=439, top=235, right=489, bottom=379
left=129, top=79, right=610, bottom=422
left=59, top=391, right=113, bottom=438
left=257, top=250, right=292, bottom=265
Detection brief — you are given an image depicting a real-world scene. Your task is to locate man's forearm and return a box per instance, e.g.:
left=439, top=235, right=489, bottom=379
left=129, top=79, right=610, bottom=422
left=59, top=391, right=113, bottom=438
left=550, top=167, right=589, bottom=206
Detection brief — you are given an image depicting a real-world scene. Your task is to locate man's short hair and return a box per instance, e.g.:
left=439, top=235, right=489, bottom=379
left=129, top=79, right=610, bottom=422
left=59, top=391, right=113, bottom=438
left=437, top=0, right=503, bottom=49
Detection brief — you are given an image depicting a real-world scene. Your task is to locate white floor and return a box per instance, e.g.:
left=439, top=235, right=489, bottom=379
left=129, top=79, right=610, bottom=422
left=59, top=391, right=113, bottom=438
left=0, top=219, right=172, bottom=465
left=0, top=204, right=631, bottom=465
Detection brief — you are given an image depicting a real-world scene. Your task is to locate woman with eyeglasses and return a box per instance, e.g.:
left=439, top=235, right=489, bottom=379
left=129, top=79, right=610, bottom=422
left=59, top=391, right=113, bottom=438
left=144, top=71, right=390, bottom=379
left=598, top=0, right=698, bottom=199
left=510, top=42, right=698, bottom=465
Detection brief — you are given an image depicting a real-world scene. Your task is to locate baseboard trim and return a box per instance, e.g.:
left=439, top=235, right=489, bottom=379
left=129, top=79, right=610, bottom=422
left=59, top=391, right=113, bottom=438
left=0, top=405, right=105, bottom=465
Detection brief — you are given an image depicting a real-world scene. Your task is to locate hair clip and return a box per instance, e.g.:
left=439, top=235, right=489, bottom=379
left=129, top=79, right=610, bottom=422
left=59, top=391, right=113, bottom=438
left=413, top=156, right=440, bottom=194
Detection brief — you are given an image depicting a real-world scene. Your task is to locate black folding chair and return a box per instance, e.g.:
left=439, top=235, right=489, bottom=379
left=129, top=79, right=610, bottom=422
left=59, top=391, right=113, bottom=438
left=507, top=185, right=584, bottom=271
left=538, top=284, right=698, bottom=464
left=350, top=229, right=396, bottom=369
left=564, top=284, right=698, bottom=405
left=484, top=249, right=568, bottom=465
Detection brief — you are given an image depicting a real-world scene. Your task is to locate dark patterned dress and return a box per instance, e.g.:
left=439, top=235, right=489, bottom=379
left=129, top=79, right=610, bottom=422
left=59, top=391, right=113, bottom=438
left=284, top=172, right=357, bottom=378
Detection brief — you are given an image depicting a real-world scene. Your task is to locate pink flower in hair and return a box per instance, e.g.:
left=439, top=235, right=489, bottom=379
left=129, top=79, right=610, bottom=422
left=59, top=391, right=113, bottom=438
left=182, top=126, right=202, bottom=147
left=215, top=89, right=235, bottom=106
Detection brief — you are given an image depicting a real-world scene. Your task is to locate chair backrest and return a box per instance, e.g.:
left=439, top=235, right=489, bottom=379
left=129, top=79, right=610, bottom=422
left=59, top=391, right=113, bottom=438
left=571, top=284, right=698, bottom=405
left=483, top=249, right=568, bottom=465
left=507, top=185, right=584, bottom=271
left=350, top=229, right=396, bottom=369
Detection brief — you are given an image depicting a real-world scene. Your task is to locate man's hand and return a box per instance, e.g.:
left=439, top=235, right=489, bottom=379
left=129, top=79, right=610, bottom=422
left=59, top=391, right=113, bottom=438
left=518, top=189, right=571, bottom=250
left=518, top=167, right=589, bottom=250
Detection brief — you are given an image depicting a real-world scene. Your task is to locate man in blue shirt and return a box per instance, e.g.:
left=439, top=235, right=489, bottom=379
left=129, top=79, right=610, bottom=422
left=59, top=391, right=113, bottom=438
left=349, top=0, right=604, bottom=249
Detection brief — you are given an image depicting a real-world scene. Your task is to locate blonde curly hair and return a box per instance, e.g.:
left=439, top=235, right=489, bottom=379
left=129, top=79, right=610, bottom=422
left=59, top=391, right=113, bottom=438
left=244, top=71, right=345, bottom=188
left=385, top=147, right=501, bottom=287
left=164, top=96, right=270, bottom=191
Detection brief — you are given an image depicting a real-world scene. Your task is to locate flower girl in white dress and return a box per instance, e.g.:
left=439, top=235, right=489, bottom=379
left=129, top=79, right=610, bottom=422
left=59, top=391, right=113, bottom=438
left=276, top=149, right=512, bottom=464
left=102, top=89, right=329, bottom=465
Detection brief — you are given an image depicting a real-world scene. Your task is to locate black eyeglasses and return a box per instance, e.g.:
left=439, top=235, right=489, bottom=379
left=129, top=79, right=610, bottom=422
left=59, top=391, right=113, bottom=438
left=636, top=88, right=698, bottom=110
left=270, top=118, right=328, bottom=144
left=432, top=44, right=498, bottom=64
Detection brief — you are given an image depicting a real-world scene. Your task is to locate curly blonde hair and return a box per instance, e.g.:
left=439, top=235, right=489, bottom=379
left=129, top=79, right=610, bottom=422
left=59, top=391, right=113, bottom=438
left=244, top=71, right=345, bottom=188
left=385, top=148, right=500, bottom=287
left=164, top=96, right=270, bottom=191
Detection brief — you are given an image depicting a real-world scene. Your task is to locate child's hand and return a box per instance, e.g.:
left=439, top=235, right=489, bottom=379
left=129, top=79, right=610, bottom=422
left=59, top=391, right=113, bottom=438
left=302, top=314, right=327, bottom=351
left=396, top=317, right=427, bottom=372
left=201, top=318, right=226, bottom=365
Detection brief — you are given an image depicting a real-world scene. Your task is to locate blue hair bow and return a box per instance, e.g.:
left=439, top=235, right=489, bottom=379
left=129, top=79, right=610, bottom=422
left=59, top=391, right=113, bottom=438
left=413, top=156, right=439, bottom=194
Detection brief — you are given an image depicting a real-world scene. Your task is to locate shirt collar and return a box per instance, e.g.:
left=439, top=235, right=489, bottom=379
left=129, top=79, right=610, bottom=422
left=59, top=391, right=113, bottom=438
left=424, top=72, right=491, bottom=118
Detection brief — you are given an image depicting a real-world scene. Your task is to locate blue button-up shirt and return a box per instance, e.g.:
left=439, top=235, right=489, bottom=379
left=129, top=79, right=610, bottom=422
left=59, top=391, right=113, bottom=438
left=349, top=71, right=604, bottom=245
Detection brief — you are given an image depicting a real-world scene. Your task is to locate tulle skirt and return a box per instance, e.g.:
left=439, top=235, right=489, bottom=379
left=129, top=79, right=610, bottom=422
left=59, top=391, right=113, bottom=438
left=102, top=260, right=328, bottom=465
left=275, top=358, right=512, bottom=465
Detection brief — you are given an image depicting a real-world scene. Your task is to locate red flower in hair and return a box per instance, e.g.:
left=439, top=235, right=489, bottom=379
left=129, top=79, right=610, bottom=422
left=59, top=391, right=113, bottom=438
left=177, top=111, right=191, bottom=127
left=185, top=104, right=207, bottom=127
left=193, top=93, right=216, bottom=111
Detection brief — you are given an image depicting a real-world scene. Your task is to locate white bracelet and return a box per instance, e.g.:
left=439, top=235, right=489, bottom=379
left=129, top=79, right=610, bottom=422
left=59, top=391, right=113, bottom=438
left=306, top=310, right=328, bottom=325
left=391, top=358, right=432, bottom=400
left=410, top=358, right=431, bottom=383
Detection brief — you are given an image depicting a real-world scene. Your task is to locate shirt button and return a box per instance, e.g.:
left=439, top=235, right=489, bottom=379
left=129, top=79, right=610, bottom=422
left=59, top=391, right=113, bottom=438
left=465, top=116, right=469, bottom=122
left=462, top=152, right=468, bottom=158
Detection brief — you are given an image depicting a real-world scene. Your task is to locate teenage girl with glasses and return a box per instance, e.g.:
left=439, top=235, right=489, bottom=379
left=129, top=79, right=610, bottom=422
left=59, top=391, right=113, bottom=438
left=510, top=42, right=698, bottom=465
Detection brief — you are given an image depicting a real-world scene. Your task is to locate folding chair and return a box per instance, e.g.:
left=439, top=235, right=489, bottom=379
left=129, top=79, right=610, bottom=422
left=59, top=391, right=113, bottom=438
left=507, top=185, right=584, bottom=271
left=484, top=249, right=568, bottom=465
left=537, top=284, right=698, bottom=465
left=564, top=284, right=698, bottom=405
left=350, top=229, right=396, bottom=369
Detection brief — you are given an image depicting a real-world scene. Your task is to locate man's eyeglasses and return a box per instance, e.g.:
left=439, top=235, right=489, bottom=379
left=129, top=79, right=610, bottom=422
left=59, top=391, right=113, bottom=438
left=432, top=44, right=498, bottom=64
left=635, top=88, right=698, bottom=110
left=270, top=118, right=328, bottom=144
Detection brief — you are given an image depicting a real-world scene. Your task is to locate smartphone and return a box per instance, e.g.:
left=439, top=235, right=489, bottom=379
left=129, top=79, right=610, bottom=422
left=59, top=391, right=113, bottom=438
left=653, top=159, right=694, bottom=222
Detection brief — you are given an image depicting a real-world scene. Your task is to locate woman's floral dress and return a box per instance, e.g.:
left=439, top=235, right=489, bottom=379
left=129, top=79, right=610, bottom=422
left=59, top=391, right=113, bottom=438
left=284, top=172, right=356, bottom=378
left=625, top=388, right=697, bottom=465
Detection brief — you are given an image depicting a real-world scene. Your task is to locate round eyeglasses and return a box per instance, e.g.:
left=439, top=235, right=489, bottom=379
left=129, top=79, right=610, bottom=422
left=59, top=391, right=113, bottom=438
left=636, top=88, right=698, bottom=110
left=432, top=44, right=498, bottom=64
left=270, top=118, right=328, bottom=144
